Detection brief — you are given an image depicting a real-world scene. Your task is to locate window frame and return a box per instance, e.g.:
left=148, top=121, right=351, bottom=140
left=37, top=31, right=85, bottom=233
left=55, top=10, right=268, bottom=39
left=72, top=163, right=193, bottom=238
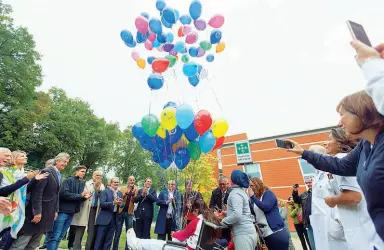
left=244, top=163, right=262, bottom=179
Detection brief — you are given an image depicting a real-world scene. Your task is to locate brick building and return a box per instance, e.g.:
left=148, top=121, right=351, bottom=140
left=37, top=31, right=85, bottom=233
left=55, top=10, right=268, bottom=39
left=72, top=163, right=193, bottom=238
left=211, top=126, right=336, bottom=231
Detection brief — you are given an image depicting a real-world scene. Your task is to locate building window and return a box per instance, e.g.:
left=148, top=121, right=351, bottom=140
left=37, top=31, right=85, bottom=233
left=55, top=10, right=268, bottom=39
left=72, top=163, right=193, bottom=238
left=298, top=158, right=316, bottom=182
left=245, top=163, right=262, bottom=179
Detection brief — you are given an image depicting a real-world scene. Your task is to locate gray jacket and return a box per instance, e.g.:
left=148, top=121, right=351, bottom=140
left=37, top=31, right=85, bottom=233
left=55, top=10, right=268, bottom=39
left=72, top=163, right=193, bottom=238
left=221, top=186, right=256, bottom=236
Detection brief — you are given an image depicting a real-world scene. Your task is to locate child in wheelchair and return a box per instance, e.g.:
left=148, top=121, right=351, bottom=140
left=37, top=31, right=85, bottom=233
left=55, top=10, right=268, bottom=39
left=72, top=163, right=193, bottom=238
left=126, top=198, right=222, bottom=250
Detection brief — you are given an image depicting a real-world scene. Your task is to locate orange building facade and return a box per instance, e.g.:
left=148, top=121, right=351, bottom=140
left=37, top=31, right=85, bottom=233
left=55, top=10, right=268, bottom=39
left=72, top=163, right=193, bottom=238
left=211, top=126, right=336, bottom=231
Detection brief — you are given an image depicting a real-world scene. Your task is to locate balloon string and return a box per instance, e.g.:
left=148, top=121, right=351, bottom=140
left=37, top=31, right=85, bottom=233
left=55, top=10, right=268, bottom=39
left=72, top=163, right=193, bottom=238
left=207, top=78, right=224, bottom=115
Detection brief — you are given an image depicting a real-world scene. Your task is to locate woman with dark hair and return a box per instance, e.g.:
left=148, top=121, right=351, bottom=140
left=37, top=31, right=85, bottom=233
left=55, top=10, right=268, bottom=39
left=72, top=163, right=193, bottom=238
left=285, top=40, right=384, bottom=247
left=248, top=177, right=289, bottom=250
left=126, top=198, right=220, bottom=250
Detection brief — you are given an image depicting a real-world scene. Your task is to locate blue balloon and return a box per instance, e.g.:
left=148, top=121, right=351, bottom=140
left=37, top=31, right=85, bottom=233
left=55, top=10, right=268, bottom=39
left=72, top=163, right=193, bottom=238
left=159, top=159, right=171, bottom=169
left=156, top=0, right=166, bottom=11
left=141, top=12, right=150, bottom=19
left=157, top=33, right=166, bottom=43
left=174, top=147, right=190, bottom=170
left=147, top=73, right=164, bottom=90
left=174, top=41, right=186, bottom=53
left=184, top=123, right=199, bottom=141
left=136, top=31, right=149, bottom=43
left=132, top=122, right=145, bottom=140
left=197, top=64, right=203, bottom=75
left=168, top=126, right=183, bottom=144
left=124, top=40, right=136, bottom=48
left=139, top=134, right=155, bottom=151
left=161, top=16, right=173, bottom=28
left=152, top=39, right=161, bottom=48
left=149, top=18, right=163, bottom=35
left=189, top=47, right=199, bottom=57
left=206, top=54, right=214, bottom=62
left=120, top=30, right=135, bottom=46
left=210, top=30, right=222, bottom=44
left=199, top=131, right=216, bottom=153
left=176, top=104, right=195, bottom=129
left=174, top=10, right=180, bottom=21
left=183, top=62, right=198, bottom=77
left=152, top=148, right=168, bottom=163
left=147, top=56, right=155, bottom=64
left=154, top=135, right=166, bottom=150
left=180, top=15, right=192, bottom=24
left=188, top=76, right=200, bottom=86
left=163, top=7, right=177, bottom=24
left=165, top=33, right=174, bottom=43
left=189, top=0, right=202, bottom=20
left=164, top=102, right=177, bottom=109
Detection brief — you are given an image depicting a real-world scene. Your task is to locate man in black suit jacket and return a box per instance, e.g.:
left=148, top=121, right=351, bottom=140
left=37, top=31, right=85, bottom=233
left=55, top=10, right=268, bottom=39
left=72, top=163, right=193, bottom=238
left=134, top=177, right=157, bottom=239
left=94, top=177, right=123, bottom=250
left=10, top=153, right=70, bottom=250
left=209, top=176, right=229, bottom=210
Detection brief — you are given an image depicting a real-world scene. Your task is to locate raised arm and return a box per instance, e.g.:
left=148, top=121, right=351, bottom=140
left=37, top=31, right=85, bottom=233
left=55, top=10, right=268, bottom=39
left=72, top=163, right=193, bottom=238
left=0, top=177, right=29, bottom=197
left=363, top=58, right=384, bottom=115
left=147, top=189, right=157, bottom=203
left=156, top=191, right=168, bottom=207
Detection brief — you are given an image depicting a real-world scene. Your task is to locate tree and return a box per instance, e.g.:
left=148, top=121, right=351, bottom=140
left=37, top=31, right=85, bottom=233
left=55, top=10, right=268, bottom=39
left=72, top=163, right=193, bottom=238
left=170, top=154, right=218, bottom=201
left=109, top=127, right=167, bottom=190
left=0, top=1, right=44, bottom=151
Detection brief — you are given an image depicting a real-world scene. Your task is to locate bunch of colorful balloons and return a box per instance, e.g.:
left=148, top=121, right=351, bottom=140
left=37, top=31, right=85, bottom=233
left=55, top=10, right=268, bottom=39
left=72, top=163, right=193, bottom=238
left=132, top=102, right=228, bottom=170
left=120, top=0, right=225, bottom=89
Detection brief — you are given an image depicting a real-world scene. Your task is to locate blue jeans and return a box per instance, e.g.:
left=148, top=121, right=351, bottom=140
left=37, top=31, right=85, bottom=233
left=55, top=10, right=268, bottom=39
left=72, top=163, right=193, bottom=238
left=47, top=213, right=74, bottom=250
left=307, top=224, right=316, bottom=250
left=112, top=212, right=133, bottom=250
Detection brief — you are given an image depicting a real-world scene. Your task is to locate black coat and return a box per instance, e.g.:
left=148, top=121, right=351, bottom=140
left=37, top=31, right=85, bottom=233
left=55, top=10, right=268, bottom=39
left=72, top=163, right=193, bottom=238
left=21, top=166, right=60, bottom=234
left=59, top=176, right=85, bottom=214
left=209, top=187, right=229, bottom=210
left=134, top=188, right=157, bottom=219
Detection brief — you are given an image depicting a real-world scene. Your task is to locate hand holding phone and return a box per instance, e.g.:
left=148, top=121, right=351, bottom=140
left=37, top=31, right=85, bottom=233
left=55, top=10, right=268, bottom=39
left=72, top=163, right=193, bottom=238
left=347, top=20, right=372, bottom=46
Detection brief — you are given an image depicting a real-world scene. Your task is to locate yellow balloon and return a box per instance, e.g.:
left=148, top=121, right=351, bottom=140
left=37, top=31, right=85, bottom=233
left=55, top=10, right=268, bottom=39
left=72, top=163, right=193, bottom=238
left=216, top=42, right=226, bottom=53
left=156, top=125, right=167, bottom=138
left=212, top=118, right=229, bottom=138
left=161, top=107, right=177, bottom=130
left=137, top=58, right=146, bottom=69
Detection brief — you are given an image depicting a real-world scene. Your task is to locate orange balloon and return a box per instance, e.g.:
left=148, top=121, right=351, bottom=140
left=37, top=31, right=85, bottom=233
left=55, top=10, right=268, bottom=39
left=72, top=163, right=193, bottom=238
left=178, top=27, right=183, bottom=37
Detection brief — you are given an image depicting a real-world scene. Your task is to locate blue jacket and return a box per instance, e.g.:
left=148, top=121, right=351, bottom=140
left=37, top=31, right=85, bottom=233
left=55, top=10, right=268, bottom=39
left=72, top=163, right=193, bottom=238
left=59, top=176, right=85, bottom=214
left=302, top=130, right=384, bottom=241
left=250, top=190, right=285, bottom=232
left=154, top=189, right=182, bottom=234
left=96, top=188, right=122, bottom=226
left=134, top=188, right=157, bottom=219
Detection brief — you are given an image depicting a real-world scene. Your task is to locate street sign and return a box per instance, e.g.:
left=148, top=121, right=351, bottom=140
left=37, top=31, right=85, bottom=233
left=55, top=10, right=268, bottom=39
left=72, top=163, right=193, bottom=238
left=234, top=141, right=253, bottom=164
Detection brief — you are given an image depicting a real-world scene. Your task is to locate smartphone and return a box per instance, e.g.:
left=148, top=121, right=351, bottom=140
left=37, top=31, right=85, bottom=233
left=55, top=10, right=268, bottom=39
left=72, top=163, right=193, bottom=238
left=346, top=20, right=371, bottom=46
left=275, top=139, right=293, bottom=149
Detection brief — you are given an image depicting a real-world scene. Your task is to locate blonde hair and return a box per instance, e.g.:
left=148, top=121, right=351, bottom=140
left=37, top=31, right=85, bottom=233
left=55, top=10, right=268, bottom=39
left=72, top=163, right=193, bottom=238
left=11, top=150, right=27, bottom=166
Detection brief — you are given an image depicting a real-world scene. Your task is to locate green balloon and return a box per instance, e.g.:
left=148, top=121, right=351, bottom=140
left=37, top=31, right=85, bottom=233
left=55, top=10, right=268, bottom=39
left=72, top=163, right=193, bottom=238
left=141, top=114, right=159, bottom=137
left=187, top=141, right=201, bottom=160
left=181, top=54, right=189, bottom=63
left=165, top=55, right=177, bottom=67
left=199, top=41, right=212, bottom=51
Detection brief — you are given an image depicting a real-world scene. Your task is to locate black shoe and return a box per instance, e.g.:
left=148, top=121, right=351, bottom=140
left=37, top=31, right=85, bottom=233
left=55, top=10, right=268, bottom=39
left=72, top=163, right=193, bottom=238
left=39, top=246, right=47, bottom=249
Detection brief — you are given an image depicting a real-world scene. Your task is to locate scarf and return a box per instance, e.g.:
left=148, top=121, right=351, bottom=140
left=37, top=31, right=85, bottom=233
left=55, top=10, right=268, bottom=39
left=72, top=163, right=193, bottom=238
left=0, top=166, right=27, bottom=238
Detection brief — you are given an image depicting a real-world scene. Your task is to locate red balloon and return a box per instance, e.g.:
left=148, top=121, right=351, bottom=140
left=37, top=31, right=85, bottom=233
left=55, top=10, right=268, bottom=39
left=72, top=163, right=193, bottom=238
left=214, top=136, right=225, bottom=150
left=152, top=59, right=170, bottom=73
left=194, top=110, right=212, bottom=135
left=178, top=26, right=184, bottom=37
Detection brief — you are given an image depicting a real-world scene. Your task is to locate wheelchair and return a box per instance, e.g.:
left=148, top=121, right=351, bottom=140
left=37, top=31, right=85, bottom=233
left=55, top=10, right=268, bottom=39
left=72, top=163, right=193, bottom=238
left=162, top=220, right=227, bottom=250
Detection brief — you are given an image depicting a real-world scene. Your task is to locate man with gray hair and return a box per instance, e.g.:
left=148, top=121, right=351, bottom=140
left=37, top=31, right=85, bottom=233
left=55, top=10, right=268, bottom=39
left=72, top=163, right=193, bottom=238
left=10, top=152, right=70, bottom=250
left=0, top=147, right=12, bottom=215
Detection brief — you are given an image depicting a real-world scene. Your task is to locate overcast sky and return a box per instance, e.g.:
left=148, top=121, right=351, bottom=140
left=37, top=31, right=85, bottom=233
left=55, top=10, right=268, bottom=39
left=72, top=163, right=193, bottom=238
left=6, top=0, right=384, bottom=139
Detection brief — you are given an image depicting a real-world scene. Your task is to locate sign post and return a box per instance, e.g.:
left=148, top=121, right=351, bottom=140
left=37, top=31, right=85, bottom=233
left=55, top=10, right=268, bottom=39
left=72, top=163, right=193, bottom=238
left=234, top=141, right=253, bottom=165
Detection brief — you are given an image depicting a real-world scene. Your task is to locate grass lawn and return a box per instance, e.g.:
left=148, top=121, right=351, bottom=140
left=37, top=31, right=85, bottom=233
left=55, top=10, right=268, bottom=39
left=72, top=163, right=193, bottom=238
left=40, top=225, right=157, bottom=250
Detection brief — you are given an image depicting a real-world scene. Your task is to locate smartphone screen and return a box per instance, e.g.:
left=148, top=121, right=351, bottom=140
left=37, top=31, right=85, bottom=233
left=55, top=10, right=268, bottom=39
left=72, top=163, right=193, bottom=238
left=275, top=139, right=293, bottom=149
left=347, top=20, right=372, bottom=46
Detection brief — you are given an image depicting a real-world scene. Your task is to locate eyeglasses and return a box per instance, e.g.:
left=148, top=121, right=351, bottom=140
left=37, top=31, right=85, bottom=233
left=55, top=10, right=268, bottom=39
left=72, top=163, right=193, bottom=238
left=305, top=182, right=312, bottom=185
left=219, top=183, right=227, bottom=186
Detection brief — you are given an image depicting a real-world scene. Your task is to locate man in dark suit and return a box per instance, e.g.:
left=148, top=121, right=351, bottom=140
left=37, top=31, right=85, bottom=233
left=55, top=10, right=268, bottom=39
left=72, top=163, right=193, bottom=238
left=9, top=153, right=70, bottom=250
left=134, top=177, right=157, bottom=239
left=94, top=177, right=122, bottom=250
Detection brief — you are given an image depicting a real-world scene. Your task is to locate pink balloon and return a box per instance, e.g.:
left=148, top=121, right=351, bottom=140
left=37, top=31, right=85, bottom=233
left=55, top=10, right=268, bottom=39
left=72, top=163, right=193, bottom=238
left=131, top=51, right=139, bottom=61
left=185, top=32, right=198, bottom=44
left=182, top=25, right=192, bottom=35
left=144, top=41, right=153, bottom=50
left=148, top=32, right=156, bottom=42
left=135, top=16, right=149, bottom=34
left=208, top=14, right=225, bottom=28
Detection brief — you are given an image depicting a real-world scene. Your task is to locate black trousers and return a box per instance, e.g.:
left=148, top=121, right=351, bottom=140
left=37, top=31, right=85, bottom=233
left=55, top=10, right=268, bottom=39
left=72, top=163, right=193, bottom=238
left=134, top=217, right=152, bottom=239
left=157, top=217, right=173, bottom=241
left=294, top=223, right=312, bottom=250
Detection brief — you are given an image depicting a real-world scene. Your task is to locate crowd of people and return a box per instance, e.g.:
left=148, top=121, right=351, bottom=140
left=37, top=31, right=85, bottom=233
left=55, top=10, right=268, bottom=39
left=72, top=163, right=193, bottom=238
left=0, top=39, right=383, bottom=250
